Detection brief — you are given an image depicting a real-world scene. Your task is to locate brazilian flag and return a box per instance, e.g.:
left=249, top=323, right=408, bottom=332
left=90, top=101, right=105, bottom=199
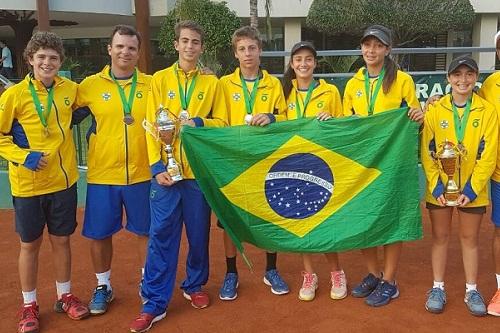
left=181, top=108, right=422, bottom=255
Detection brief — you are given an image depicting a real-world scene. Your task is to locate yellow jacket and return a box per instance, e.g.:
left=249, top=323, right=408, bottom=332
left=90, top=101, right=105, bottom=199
left=219, top=68, right=287, bottom=125
left=478, top=71, right=500, bottom=182
left=286, top=79, right=343, bottom=120
left=0, top=75, right=78, bottom=197
left=146, top=64, right=228, bottom=179
left=343, top=68, right=420, bottom=116
left=421, top=93, right=498, bottom=206
left=75, top=66, right=152, bottom=185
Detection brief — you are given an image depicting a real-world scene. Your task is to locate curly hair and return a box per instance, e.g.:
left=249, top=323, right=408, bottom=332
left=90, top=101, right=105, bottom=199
left=23, top=31, right=65, bottom=64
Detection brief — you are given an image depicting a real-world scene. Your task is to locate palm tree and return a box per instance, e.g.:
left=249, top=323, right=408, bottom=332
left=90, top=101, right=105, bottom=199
left=249, top=0, right=273, bottom=44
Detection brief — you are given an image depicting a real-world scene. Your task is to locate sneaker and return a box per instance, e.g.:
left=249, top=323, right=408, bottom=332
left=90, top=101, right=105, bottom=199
left=55, top=293, right=90, bottom=320
left=219, top=273, right=239, bottom=301
left=129, top=312, right=166, bottom=333
left=18, top=302, right=39, bottom=333
left=88, top=285, right=114, bottom=315
left=464, top=290, right=487, bottom=316
left=487, top=289, right=500, bottom=316
left=298, top=271, right=318, bottom=301
left=425, top=288, right=446, bottom=314
left=365, top=280, right=399, bottom=307
left=351, top=273, right=380, bottom=298
left=263, top=269, right=289, bottom=295
left=330, top=270, right=347, bottom=300
left=183, top=291, right=210, bottom=309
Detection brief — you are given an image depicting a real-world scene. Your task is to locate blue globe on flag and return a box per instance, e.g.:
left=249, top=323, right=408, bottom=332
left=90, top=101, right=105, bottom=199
left=264, top=153, right=334, bottom=219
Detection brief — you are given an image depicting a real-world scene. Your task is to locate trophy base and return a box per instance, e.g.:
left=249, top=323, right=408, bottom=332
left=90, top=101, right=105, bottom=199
left=170, top=174, right=183, bottom=182
left=445, top=200, right=459, bottom=207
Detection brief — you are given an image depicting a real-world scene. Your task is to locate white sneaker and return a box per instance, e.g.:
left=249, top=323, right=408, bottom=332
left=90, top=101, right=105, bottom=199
left=299, top=271, right=318, bottom=301
left=330, top=270, right=347, bottom=300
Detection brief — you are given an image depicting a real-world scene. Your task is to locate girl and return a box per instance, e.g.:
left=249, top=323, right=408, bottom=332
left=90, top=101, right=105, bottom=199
left=283, top=41, right=345, bottom=301
left=343, top=25, right=423, bottom=307
left=422, top=55, right=497, bottom=316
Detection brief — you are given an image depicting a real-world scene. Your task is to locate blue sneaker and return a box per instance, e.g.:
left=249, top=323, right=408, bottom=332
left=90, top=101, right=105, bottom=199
left=425, top=288, right=446, bottom=314
left=89, top=285, right=114, bottom=315
left=365, top=280, right=399, bottom=307
left=351, top=273, right=380, bottom=298
left=464, top=290, right=487, bottom=316
left=219, top=273, right=239, bottom=301
left=263, top=269, right=289, bottom=295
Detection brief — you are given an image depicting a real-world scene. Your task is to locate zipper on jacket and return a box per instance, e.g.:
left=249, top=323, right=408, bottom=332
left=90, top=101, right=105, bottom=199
left=54, top=101, right=69, bottom=188
left=124, top=124, right=130, bottom=185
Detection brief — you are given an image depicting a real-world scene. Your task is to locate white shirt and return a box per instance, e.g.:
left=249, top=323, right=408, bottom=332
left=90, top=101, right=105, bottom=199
left=2, top=46, right=13, bottom=68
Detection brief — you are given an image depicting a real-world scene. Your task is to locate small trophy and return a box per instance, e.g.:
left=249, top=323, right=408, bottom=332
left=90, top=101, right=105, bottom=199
left=142, top=105, right=183, bottom=182
left=432, top=140, right=466, bottom=206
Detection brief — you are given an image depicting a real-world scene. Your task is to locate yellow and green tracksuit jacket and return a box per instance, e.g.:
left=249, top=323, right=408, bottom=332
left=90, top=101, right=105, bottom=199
left=478, top=71, right=500, bottom=182
left=421, top=93, right=498, bottom=206
left=343, top=68, right=420, bottom=116
left=146, top=64, right=228, bottom=179
left=286, top=79, right=343, bottom=120
left=219, top=68, right=287, bottom=125
left=0, top=74, right=78, bottom=197
left=75, top=65, right=152, bottom=185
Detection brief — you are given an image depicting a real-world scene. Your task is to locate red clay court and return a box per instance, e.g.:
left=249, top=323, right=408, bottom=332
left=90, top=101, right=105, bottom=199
left=1, top=205, right=499, bottom=332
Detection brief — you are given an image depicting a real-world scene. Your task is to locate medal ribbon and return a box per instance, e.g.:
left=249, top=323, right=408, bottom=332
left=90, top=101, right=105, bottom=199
left=240, top=71, right=261, bottom=115
left=174, top=62, right=198, bottom=111
left=28, top=79, right=54, bottom=129
left=110, top=68, right=137, bottom=117
left=295, top=80, right=316, bottom=119
left=451, top=96, right=472, bottom=144
left=364, top=67, right=385, bottom=116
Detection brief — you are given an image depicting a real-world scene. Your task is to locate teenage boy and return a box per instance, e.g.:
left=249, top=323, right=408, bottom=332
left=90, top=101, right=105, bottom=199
left=73, top=25, right=152, bottom=315
left=217, top=26, right=289, bottom=301
left=129, top=20, right=227, bottom=333
left=0, top=31, right=89, bottom=333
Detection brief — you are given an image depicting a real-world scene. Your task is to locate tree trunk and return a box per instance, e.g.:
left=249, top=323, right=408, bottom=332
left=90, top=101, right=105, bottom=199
left=11, top=21, right=36, bottom=78
left=250, top=0, right=258, bottom=28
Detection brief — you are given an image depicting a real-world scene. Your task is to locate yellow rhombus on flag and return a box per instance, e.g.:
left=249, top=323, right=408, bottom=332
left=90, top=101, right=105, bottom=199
left=221, top=135, right=381, bottom=237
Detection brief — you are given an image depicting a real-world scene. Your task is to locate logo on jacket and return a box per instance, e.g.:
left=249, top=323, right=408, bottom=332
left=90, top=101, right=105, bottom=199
left=232, top=92, right=241, bottom=101
left=440, top=120, right=449, bottom=129
left=261, top=94, right=268, bottom=102
left=288, top=102, right=295, bottom=110
left=136, top=91, right=143, bottom=99
left=317, top=101, right=324, bottom=109
left=356, top=90, right=363, bottom=98
left=472, top=118, right=480, bottom=128
left=102, top=92, right=111, bottom=101
left=64, top=97, right=70, bottom=106
left=168, top=90, right=176, bottom=99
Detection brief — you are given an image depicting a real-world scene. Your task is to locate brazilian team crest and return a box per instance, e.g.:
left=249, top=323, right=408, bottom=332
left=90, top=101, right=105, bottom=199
left=102, top=92, right=111, bottom=101
left=168, top=90, right=176, bottom=99
left=356, top=90, right=363, bottom=98
left=440, top=120, right=449, bottom=129
left=232, top=93, right=241, bottom=101
left=288, top=102, right=295, bottom=110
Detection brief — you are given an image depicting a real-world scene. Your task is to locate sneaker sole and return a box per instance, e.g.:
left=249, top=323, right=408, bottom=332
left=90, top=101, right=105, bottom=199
left=54, top=300, right=92, bottom=319
left=298, top=293, right=315, bottom=301
left=90, top=294, right=115, bottom=315
left=487, top=309, right=500, bottom=316
left=425, top=304, right=444, bottom=314
left=130, top=312, right=166, bottom=333
left=263, top=277, right=289, bottom=295
left=330, top=291, right=348, bottom=300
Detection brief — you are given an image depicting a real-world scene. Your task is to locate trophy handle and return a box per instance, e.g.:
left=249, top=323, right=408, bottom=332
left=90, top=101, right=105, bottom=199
left=142, top=119, right=160, bottom=142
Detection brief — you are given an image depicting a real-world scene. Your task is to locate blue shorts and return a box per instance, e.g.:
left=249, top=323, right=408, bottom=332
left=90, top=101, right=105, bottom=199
left=491, top=180, right=500, bottom=227
left=82, top=181, right=151, bottom=239
left=13, top=184, right=77, bottom=243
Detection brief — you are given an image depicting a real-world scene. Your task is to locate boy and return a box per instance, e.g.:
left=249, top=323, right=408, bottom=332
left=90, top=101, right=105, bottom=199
left=217, top=26, right=289, bottom=301
left=0, top=31, right=89, bottom=333
left=129, top=20, right=227, bottom=333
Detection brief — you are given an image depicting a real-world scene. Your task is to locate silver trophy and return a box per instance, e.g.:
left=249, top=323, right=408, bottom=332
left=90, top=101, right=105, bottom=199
left=142, top=105, right=183, bottom=182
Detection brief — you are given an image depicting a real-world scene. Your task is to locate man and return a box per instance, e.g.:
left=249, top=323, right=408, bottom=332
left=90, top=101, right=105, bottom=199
left=129, top=20, right=227, bottom=333
left=0, top=40, right=14, bottom=79
left=478, top=30, right=500, bottom=317
left=217, top=26, right=289, bottom=301
left=0, top=31, right=89, bottom=333
left=73, top=25, right=152, bottom=315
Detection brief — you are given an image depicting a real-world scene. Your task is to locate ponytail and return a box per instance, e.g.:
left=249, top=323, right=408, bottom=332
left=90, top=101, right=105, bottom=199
left=282, top=62, right=296, bottom=100
left=382, top=55, right=398, bottom=94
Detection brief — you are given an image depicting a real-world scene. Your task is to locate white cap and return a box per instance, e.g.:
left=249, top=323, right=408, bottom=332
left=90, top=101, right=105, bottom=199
left=495, top=30, right=500, bottom=47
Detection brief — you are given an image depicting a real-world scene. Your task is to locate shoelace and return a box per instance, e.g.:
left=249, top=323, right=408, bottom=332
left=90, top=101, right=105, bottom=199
left=18, top=305, right=38, bottom=320
left=92, top=289, right=109, bottom=303
left=468, top=291, right=485, bottom=304
left=64, top=294, right=83, bottom=309
left=331, top=272, right=345, bottom=288
left=223, top=276, right=236, bottom=291
left=269, top=271, right=284, bottom=286
left=428, top=288, right=445, bottom=302
left=302, top=273, right=315, bottom=289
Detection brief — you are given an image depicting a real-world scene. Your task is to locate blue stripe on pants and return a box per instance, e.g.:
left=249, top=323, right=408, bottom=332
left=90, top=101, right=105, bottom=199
left=141, top=179, right=211, bottom=315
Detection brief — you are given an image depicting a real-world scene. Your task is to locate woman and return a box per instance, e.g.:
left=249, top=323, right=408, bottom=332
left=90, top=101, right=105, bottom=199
left=343, top=25, right=423, bottom=307
left=283, top=41, right=344, bottom=301
left=422, top=55, right=497, bottom=316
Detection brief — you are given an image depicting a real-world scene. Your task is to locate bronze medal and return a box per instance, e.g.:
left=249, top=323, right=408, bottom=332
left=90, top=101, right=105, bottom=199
left=124, top=114, right=135, bottom=125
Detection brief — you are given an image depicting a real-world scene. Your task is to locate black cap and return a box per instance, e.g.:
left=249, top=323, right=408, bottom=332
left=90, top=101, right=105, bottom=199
left=290, top=41, right=317, bottom=57
left=361, top=25, right=392, bottom=46
left=448, top=55, right=478, bottom=74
